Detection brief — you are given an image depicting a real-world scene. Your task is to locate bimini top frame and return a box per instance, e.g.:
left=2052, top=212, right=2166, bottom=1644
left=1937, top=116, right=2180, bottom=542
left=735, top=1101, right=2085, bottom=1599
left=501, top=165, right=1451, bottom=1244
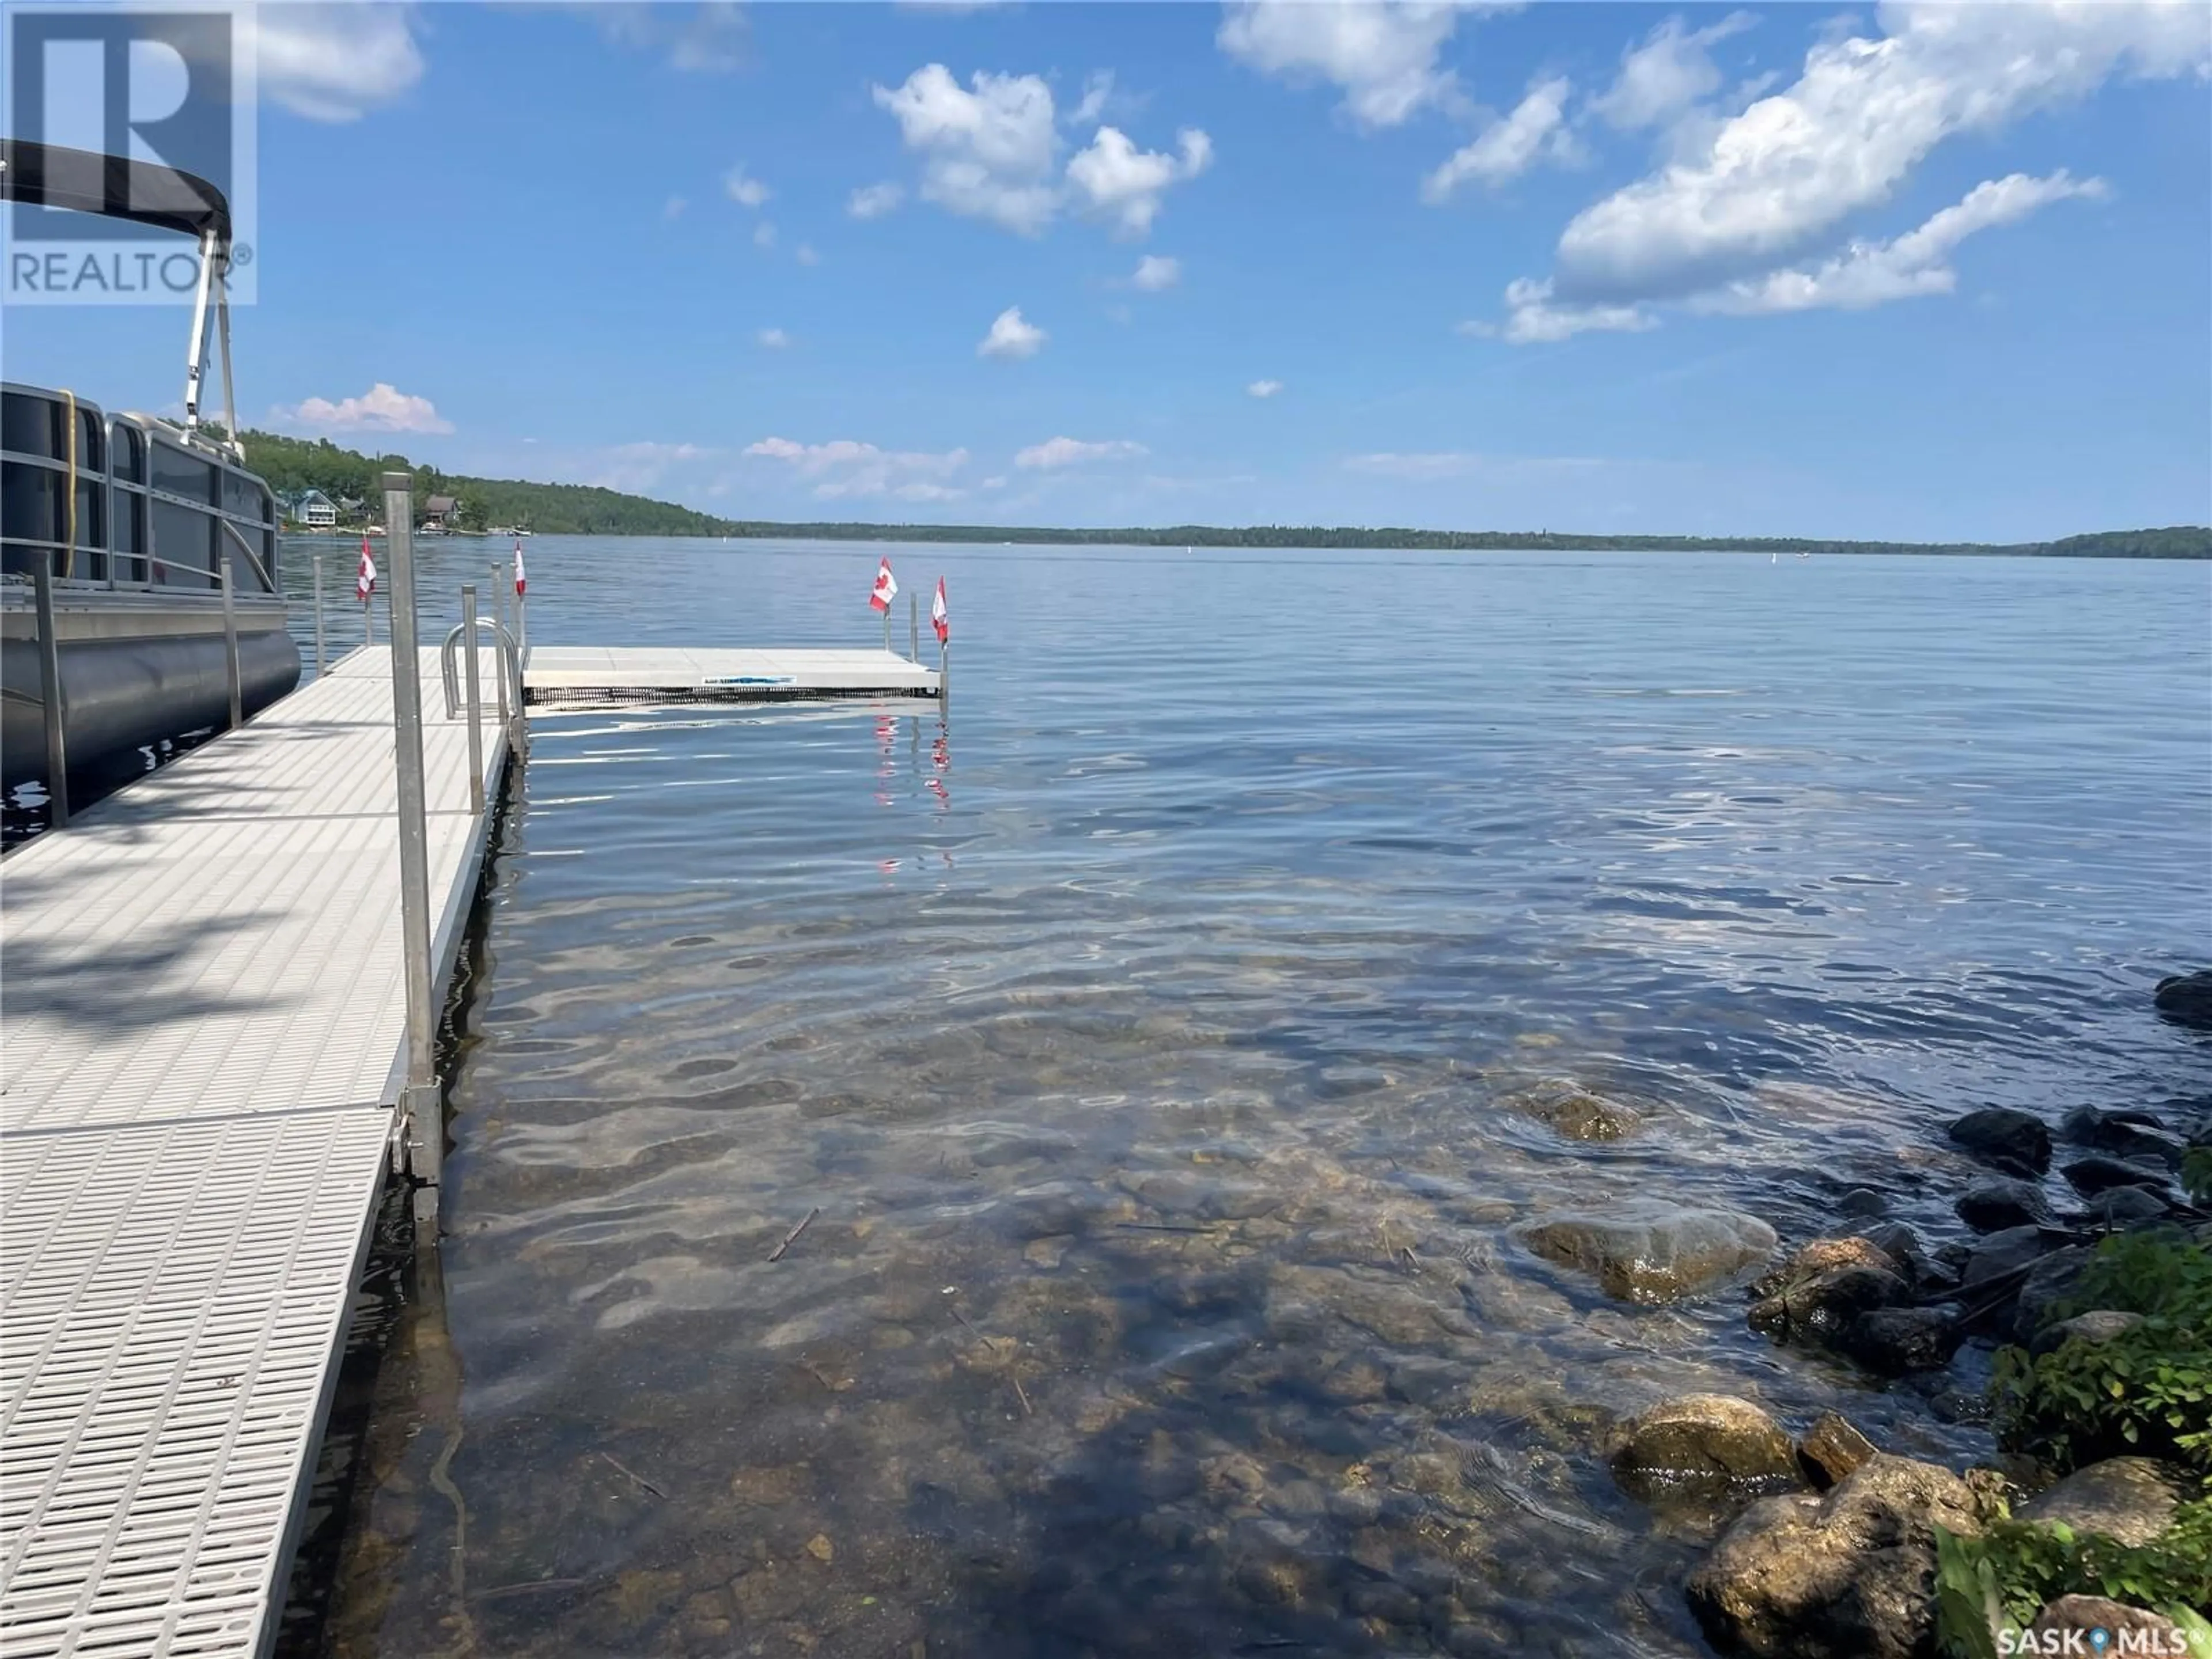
left=0, top=139, right=244, bottom=462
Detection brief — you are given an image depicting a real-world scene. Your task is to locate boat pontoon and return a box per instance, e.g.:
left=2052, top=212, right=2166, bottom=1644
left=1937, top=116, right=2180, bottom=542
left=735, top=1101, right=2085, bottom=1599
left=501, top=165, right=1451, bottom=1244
left=0, top=141, right=300, bottom=796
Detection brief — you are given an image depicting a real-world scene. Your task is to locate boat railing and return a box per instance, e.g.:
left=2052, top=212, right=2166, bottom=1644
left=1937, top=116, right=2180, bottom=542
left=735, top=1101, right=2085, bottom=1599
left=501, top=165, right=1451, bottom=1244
left=0, top=546, right=285, bottom=607
left=2, top=386, right=280, bottom=599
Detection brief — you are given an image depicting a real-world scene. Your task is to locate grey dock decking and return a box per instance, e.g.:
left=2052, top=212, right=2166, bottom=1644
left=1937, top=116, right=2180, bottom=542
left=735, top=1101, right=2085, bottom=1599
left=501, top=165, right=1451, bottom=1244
left=524, top=645, right=938, bottom=704
left=0, top=639, right=939, bottom=1658
left=1, top=645, right=507, bottom=1659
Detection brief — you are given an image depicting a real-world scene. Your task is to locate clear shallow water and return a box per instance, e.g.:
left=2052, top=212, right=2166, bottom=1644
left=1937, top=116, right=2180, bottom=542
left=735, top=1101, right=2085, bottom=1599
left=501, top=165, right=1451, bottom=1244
left=287, top=541, right=2210, bottom=1658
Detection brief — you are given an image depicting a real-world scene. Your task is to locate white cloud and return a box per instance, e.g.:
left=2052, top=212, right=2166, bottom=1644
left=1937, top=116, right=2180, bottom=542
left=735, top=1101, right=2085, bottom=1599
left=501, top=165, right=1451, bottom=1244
left=1473, top=1, right=2205, bottom=344
left=873, top=65, right=1063, bottom=234
left=1131, top=254, right=1182, bottom=291
left=1590, top=12, right=1758, bottom=132
left=980, top=475, right=1009, bottom=490
left=757, top=327, right=791, bottom=348
left=743, top=436, right=970, bottom=499
left=248, top=3, right=424, bottom=122
left=753, top=221, right=778, bottom=248
left=276, top=382, right=452, bottom=435
left=873, top=63, right=1211, bottom=237
left=1473, top=278, right=1658, bottom=344
left=1422, top=77, right=1574, bottom=200
left=725, top=164, right=772, bottom=209
left=1694, top=170, right=2108, bottom=315
left=663, top=195, right=688, bottom=220
left=977, top=305, right=1047, bottom=359
left=1069, top=70, right=1116, bottom=127
left=1217, top=1, right=1471, bottom=128
left=1552, top=0, right=2208, bottom=305
left=1014, top=436, right=1149, bottom=469
left=796, top=242, right=820, bottom=266
left=584, top=2, right=749, bottom=72
left=1476, top=169, right=2105, bottom=342
left=1066, top=126, right=1213, bottom=237
left=848, top=181, right=907, bottom=220
left=1247, top=379, right=1284, bottom=398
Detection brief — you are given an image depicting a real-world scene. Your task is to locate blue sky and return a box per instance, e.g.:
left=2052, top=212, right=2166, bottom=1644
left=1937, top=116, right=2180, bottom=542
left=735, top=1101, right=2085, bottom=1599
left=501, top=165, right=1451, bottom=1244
left=10, top=1, right=2210, bottom=539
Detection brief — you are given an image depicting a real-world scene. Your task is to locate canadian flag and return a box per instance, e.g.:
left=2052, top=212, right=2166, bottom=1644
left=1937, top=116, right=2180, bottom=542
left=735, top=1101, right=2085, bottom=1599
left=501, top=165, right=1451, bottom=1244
left=869, top=556, right=897, bottom=613
left=356, top=535, right=377, bottom=602
left=513, top=539, right=527, bottom=597
left=931, top=577, right=949, bottom=645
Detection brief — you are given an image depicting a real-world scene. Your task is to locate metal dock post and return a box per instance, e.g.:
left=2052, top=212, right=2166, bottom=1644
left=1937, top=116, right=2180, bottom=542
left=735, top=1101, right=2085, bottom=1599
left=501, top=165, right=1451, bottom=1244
left=312, top=551, right=327, bottom=675
left=381, top=472, right=443, bottom=1228
left=31, top=562, right=69, bottom=827
left=910, top=589, right=919, bottom=661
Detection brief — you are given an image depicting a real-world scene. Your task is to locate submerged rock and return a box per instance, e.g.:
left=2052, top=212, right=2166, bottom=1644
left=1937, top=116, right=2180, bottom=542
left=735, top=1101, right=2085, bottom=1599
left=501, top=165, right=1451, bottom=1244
left=2060, top=1154, right=2171, bottom=1201
left=2153, top=969, right=2212, bottom=1030
left=1796, top=1413, right=1877, bottom=1490
left=1838, top=1306, right=1963, bottom=1376
left=2017, top=1457, right=2190, bottom=1547
left=1751, top=1237, right=1902, bottom=1301
left=2062, top=1107, right=2188, bottom=1167
left=1501, top=1078, right=1646, bottom=1142
left=2082, top=1186, right=2171, bottom=1227
left=1609, top=1395, right=1799, bottom=1501
left=1960, top=1225, right=2054, bottom=1289
left=1955, top=1177, right=2055, bottom=1234
left=1684, top=1455, right=1984, bottom=1659
left=1947, top=1108, right=2052, bottom=1179
left=2011, top=1245, right=2093, bottom=1344
left=1516, top=1202, right=1776, bottom=1304
left=1749, top=1264, right=1910, bottom=1347
left=1855, top=1222, right=1940, bottom=1290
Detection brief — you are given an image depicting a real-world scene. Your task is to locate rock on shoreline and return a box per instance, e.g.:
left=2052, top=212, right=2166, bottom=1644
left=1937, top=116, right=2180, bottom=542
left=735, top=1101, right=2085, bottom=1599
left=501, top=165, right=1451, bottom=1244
left=1684, top=1455, right=1987, bottom=1659
left=1516, top=1202, right=1776, bottom=1304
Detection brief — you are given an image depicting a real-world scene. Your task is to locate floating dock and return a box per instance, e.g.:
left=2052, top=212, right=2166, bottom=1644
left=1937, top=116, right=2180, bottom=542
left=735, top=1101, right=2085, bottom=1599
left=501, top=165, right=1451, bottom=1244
left=0, top=638, right=934, bottom=1657
left=523, top=644, right=938, bottom=707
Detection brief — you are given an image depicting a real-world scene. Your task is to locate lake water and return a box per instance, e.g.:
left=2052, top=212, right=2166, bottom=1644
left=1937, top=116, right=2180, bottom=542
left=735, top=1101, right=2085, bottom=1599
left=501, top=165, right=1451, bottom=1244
left=277, top=539, right=2210, bottom=1658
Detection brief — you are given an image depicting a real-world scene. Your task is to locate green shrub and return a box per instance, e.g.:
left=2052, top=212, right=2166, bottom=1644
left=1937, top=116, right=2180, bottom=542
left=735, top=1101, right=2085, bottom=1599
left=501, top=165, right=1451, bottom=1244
left=2184, top=1145, right=2211, bottom=1209
left=1934, top=1500, right=2212, bottom=1659
left=1990, top=1232, right=2212, bottom=1474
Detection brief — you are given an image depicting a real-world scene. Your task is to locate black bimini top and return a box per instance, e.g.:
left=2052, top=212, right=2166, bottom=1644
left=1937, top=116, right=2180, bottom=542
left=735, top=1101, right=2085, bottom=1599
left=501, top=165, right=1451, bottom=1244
left=0, top=139, right=231, bottom=243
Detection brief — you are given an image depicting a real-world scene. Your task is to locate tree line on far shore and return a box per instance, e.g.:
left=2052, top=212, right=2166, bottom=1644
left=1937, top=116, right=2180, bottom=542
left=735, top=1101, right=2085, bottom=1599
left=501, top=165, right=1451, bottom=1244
left=238, top=431, right=2210, bottom=559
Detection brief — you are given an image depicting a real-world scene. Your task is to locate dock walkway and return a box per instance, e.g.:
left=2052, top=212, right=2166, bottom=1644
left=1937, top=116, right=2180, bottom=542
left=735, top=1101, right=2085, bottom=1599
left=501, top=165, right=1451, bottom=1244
left=1, top=638, right=942, bottom=1658
left=1, top=645, right=506, bottom=1659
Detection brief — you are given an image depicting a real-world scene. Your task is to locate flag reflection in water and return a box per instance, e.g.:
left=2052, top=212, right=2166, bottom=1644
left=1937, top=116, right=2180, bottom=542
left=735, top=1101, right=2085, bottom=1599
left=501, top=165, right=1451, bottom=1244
left=928, top=719, right=949, bottom=808
left=874, top=713, right=897, bottom=807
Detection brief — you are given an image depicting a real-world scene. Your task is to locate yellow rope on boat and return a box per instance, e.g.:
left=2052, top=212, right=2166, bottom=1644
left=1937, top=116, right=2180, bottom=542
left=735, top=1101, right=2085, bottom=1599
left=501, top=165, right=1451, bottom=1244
left=60, top=388, right=78, bottom=578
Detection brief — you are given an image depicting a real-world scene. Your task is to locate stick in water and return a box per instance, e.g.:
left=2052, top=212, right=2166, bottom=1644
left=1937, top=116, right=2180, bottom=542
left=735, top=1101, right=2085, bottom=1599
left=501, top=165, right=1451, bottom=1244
left=769, top=1206, right=820, bottom=1262
left=599, top=1452, right=667, bottom=1500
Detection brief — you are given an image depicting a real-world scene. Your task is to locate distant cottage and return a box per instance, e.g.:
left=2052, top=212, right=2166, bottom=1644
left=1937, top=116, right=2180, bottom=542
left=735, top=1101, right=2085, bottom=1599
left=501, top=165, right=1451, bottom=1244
left=419, top=494, right=459, bottom=533
left=289, top=489, right=337, bottom=530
